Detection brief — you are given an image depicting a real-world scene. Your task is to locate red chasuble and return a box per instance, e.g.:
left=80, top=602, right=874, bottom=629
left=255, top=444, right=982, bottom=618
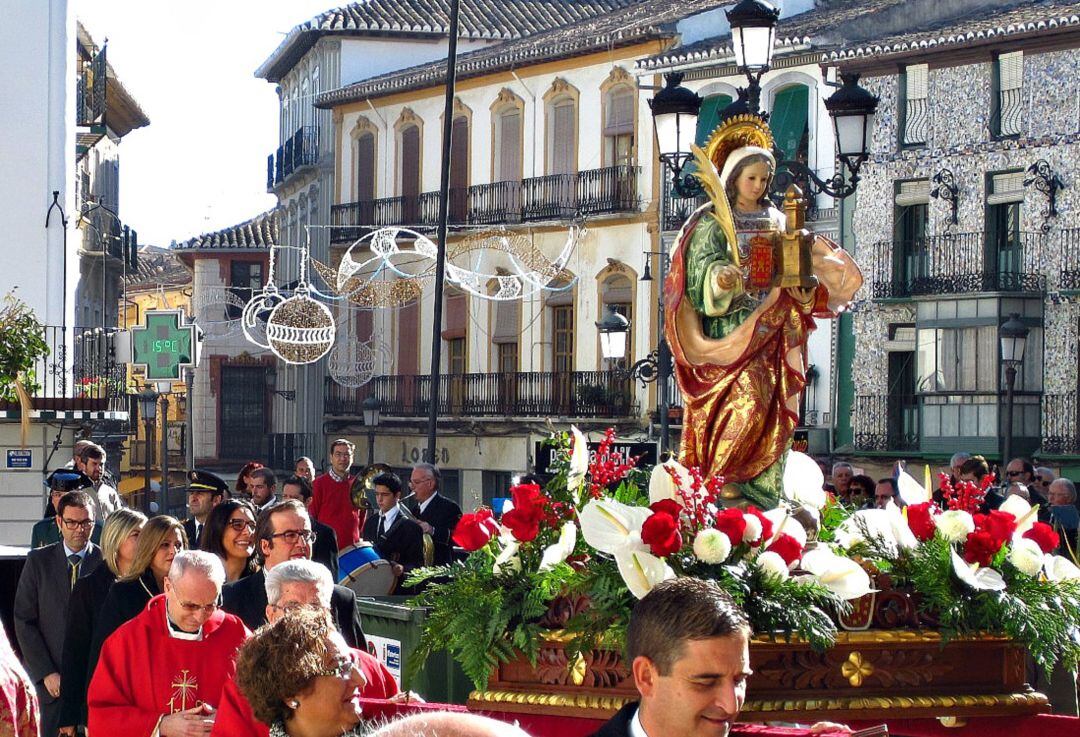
left=210, top=648, right=398, bottom=737
left=88, top=594, right=249, bottom=736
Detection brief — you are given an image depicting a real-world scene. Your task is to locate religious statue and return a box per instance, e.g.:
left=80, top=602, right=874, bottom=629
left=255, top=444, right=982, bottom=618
left=664, top=113, right=863, bottom=509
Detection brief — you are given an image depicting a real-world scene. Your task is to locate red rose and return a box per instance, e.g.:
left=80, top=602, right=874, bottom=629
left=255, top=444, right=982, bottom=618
left=501, top=482, right=548, bottom=542
left=714, top=508, right=748, bottom=547
left=1023, top=522, right=1061, bottom=554
left=745, top=506, right=773, bottom=546
left=649, top=499, right=683, bottom=519
left=766, top=533, right=803, bottom=567
left=975, top=510, right=1018, bottom=548
left=906, top=502, right=937, bottom=542
left=641, top=511, right=682, bottom=557
left=452, top=509, right=501, bottom=552
left=963, top=530, right=1002, bottom=567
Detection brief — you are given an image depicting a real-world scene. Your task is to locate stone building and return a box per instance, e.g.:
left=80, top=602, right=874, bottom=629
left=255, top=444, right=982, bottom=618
left=828, top=0, right=1080, bottom=474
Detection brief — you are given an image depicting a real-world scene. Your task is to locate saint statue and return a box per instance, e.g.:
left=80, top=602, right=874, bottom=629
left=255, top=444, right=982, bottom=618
left=664, top=113, right=863, bottom=509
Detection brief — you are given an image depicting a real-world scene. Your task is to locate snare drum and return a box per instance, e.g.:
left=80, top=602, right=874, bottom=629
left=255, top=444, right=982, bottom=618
left=338, top=542, right=397, bottom=596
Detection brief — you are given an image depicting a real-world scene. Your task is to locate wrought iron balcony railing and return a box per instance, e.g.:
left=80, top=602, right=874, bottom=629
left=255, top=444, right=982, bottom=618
left=1042, top=393, right=1079, bottom=456
left=267, top=126, right=320, bottom=190
left=76, top=48, right=107, bottom=128
left=1062, top=228, right=1080, bottom=291
left=267, top=432, right=318, bottom=471
left=325, top=371, right=640, bottom=420
left=902, top=97, right=929, bottom=147
left=853, top=394, right=921, bottom=452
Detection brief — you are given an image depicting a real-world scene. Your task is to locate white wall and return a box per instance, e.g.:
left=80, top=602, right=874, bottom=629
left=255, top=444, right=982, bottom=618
left=0, top=423, right=79, bottom=546
left=339, top=37, right=494, bottom=89
left=0, top=0, right=76, bottom=328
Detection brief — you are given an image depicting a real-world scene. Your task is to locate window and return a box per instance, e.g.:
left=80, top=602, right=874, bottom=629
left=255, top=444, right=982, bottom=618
left=769, top=84, right=810, bottom=162
left=356, top=132, right=375, bottom=203
left=900, top=64, right=929, bottom=146
left=396, top=297, right=419, bottom=375
left=986, top=172, right=1024, bottom=279
left=228, top=261, right=263, bottom=320
left=495, top=108, right=522, bottom=182
left=497, top=342, right=518, bottom=373
left=917, top=326, right=999, bottom=392
left=450, top=116, right=469, bottom=222
left=600, top=273, right=633, bottom=369
left=894, top=180, right=930, bottom=290
left=547, top=98, right=576, bottom=175
left=443, top=289, right=467, bottom=373
left=695, top=94, right=732, bottom=147
left=603, top=86, right=635, bottom=167
left=399, top=124, right=421, bottom=222
left=993, top=51, right=1023, bottom=138
left=492, top=298, right=520, bottom=371
left=482, top=471, right=513, bottom=508
left=552, top=305, right=574, bottom=373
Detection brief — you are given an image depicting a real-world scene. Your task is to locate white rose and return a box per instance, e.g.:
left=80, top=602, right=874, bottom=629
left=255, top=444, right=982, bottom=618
left=693, top=529, right=732, bottom=565
left=935, top=510, right=976, bottom=543
left=755, top=551, right=790, bottom=582
left=1008, top=537, right=1044, bottom=577
left=742, top=514, right=763, bottom=544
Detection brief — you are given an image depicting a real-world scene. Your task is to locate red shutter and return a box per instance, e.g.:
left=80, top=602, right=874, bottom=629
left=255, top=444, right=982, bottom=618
left=397, top=299, right=419, bottom=375
left=443, top=291, right=466, bottom=339
left=357, top=134, right=375, bottom=202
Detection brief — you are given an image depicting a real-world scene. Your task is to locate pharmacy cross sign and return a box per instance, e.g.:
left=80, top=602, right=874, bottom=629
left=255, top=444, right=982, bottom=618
left=130, top=309, right=199, bottom=381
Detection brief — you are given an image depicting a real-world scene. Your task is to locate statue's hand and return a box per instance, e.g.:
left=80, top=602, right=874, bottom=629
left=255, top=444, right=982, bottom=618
left=715, top=264, right=742, bottom=291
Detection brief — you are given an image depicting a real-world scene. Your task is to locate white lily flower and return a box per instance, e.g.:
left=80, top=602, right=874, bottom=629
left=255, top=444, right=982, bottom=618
left=897, top=469, right=930, bottom=506
left=1045, top=555, right=1080, bottom=581
left=935, top=510, right=976, bottom=543
left=493, top=538, right=521, bottom=575
left=578, top=498, right=651, bottom=556
left=883, top=502, right=919, bottom=550
left=999, top=495, right=1038, bottom=535
left=693, top=529, right=732, bottom=565
left=567, top=425, right=589, bottom=492
left=950, top=548, right=1006, bottom=591
left=648, top=458, right=691, bottom=506
left=538, top=522, right=578, bottom=571
left=799, top=547, right=875, bottom=600
left=615, top=549, right=675, bottom=599
left=755, top=551, right=790, bottom=581
left=763, top=507, right=807, bottom=548
left=835, top=509, right=896, bottom=555
left=782, top=450, right=827, bottom=511
left=1008, top=537, right=1044, bottom=577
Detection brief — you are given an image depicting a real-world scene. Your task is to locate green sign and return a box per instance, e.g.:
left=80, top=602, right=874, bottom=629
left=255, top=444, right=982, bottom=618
left=130, top=309, right=199, bottom=381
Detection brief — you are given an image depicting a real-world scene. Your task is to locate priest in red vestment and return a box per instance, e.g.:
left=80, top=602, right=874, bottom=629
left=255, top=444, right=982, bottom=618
left=88, top=550, right=249, bottom=737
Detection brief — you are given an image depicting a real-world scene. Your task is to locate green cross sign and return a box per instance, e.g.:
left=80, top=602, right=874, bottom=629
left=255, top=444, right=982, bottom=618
left=130, top=309, right=199, bottom=381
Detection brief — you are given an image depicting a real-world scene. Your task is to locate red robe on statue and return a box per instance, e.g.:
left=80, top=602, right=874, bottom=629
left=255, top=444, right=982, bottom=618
left=87, top=594, right=249, bottom=736
left=210, top=648, right=399, bottom=737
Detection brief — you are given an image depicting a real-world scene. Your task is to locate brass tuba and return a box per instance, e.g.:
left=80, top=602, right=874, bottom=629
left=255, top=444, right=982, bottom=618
left=350, top=463, right=391, bottom=510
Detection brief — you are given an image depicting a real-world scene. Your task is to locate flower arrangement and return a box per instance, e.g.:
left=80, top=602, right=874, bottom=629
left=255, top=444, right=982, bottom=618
left=406, top=429, right=1080, bottom=690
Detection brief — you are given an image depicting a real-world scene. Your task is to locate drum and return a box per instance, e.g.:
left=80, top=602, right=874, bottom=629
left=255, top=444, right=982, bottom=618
left=338, top=542, right=397, bottom=596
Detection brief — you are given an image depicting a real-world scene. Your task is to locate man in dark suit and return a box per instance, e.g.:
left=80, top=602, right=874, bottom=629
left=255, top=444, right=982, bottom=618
left=590, top=578, right=751, bottom=737
left=15, top=489, right=103, bottom=737
left=363, top=471, right=425, bottom=593
left=182, top=469, right=227, bottom=550
left=282, top=474, right=340, bottom=580
left=222, top=499, right=364, bottom=648
left=404, top=463, right=462, bottom=565
left=31, top=470, right=102, bottom=548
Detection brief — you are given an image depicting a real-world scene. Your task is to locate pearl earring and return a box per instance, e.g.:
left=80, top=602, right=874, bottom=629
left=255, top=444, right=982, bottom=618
left=289, top=700, right=300, bottom=709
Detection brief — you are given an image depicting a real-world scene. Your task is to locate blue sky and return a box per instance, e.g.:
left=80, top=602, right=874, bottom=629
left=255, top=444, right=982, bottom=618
left=79, top=0, right=334, bottom=247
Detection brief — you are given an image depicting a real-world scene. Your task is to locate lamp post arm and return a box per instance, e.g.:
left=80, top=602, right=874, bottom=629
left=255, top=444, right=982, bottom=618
left=774, top=158, right=861, bottom=201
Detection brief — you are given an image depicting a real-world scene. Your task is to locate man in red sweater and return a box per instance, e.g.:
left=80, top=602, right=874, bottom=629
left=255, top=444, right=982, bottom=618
left=88, top=550, right=249, bottom=737
left=311, top=439, right=363, bottom=551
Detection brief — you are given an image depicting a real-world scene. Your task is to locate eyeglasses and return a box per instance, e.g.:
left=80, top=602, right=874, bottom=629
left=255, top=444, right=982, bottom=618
left=1006, top=471, right=1023, bottom=477
left=270, top=602, right=327, bottom=615
left=317, top=652, right=356, bottom=680
left=176, top=597, right=222, bottom=615
left=61, top=518, right=93, bottom=530
left=409, top=478, right=433, bottom=487
left=269, top=529, right=314, bottom=545
left=331, top=451, right=352, bottom=459
left=227, top=519, right=256, bottom=532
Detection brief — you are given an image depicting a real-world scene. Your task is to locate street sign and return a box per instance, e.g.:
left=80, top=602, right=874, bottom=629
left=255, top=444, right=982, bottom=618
left=129, top=309, right=201, bottom=381
left=533, top=440, right=657, bottom=476
left=6, top=449, right=32, bottom=469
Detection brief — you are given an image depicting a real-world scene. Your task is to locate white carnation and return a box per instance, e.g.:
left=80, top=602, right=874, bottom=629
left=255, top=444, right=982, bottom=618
left=742, top=515, right=763, bottom=544
left=935, top=510, right=975, bottom=543
left=693, top=529, right=732, bottom=565
left=755, top=551, right=790, bottom=581
left=1008, top=538, right=1044, bottom=577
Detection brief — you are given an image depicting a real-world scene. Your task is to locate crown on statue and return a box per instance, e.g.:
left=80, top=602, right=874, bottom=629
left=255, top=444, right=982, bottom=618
left=704, top=113, right=775, bottom=175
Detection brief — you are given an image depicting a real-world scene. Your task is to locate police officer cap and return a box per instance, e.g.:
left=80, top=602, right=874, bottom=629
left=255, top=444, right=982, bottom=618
left=45, top=469, right=94, bottom=492
left=187, top=469, right=229, bottom=497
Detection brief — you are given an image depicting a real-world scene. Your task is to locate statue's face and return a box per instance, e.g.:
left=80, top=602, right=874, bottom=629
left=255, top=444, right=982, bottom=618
left=733, top=161, right=771, bottom=208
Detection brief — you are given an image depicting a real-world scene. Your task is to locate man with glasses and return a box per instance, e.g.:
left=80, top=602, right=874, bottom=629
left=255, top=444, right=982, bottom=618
left=405, top=462, right=462, bottom=565
left=213, top=559, right=399, bottom=737
left=221, top=500, right=365, bottom=648
left=282, top=475, right=339, bottom=580
left=311, top=439, right=362, bottom=552
left=88, top=551, right=248, bottom=737
left=184, top=470, right=228, bottom=551
left=15, top=489, right=102, bottom=737
left=31, top=469, right=102, bottom=548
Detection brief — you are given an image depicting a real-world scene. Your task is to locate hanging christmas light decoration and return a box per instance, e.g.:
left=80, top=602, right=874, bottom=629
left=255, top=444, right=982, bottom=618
left=328, top=336, right=392, bottom=388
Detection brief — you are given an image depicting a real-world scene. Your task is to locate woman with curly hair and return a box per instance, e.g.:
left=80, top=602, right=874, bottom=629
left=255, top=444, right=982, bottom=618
left=201, top=499, right=258, bottom=582
left=236, top=608, right=367, bottom=737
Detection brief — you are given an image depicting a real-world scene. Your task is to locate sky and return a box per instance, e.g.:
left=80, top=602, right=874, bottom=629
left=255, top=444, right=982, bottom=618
left=78, top=0, right=334, bottom=247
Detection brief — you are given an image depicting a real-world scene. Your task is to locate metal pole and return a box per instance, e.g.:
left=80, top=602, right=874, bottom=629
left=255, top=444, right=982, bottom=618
left=143, top=416, right=152, bottom=513
left=1003, top=364, right=1016, bottom=470
left=425, top=0, right=462, bottom=463
left=185, top=368, right=194, bottom=471
left=368, top=430, right=376, bottom=467
left=160, top=394, right=169, bottom=516
left=657, top=168, right=670, bottom=456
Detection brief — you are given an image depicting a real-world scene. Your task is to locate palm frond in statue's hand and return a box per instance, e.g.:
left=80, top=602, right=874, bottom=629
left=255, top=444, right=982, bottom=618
left=690, top=143, right=739, bottom=266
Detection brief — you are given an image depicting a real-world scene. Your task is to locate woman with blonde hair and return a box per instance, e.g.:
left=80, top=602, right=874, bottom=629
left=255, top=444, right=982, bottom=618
left=58, top=508, right=147, bottom=734
left=87, top=515, right=187, bottom=687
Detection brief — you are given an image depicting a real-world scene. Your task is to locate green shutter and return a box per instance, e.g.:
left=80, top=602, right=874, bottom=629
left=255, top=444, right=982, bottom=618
left=770, top=85, right=809, bottom=160
left=695, top=95, right=732, bottom=146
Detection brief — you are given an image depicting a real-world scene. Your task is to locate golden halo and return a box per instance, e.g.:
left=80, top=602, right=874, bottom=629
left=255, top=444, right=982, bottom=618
left=703, top=113, right=775, bottom=176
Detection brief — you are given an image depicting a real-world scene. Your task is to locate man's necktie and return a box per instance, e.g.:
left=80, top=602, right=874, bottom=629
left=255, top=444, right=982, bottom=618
left=377, top=516, right=386, bottom=539
left=194, top=523, right=202, bottom=544
left=68, top=553, right=81, bottom=590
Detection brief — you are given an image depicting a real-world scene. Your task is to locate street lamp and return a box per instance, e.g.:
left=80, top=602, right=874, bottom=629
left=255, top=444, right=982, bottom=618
left=999, top=313, right=1029, bottom=467
left=596, top=307, right=630, bottom=363
left=137, top=385, right=159, bottom=513
left=726, top=0, right=780, bottom=113
left=362, top=395, right=381, bottom=466
left=649, top=72, right=703, bottom=198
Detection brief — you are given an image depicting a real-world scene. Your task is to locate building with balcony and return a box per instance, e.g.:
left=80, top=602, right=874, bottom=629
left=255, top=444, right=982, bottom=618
left=828, top=0, right=1080, bottom=473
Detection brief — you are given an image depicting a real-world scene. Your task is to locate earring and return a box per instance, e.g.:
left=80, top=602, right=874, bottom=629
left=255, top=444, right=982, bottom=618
left=288, top=700, right=300, bottom=709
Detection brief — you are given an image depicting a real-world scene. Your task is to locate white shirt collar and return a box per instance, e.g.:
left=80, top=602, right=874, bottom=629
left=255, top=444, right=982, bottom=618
left=328, top=468, right=349, bottom=484
left=380, top=505, right=400, bottom=528
left=63, top=542, right=88, bottom=560
left=164, top=601, right=204, bottom=641
left=630, top=707, right=650, bottom=737
left=418, top=492, right=439, bottom=514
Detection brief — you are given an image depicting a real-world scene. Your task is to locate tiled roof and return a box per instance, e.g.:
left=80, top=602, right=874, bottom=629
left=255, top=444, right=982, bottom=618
left=637, top=0, right=908, bottom=70
left=176, top=210, right=279, bottom=251
left=257, top=0, right=646, bottom=82
left=830, top=0, right=1080, bottom=61
left=125, top=245, right=191, bottom=288
left=316, top=0, right=729, bottom=106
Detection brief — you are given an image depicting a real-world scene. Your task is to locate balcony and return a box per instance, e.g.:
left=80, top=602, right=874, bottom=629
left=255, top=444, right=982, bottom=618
left=267, top=432, right=318, bottom=471
left=324, top=371, right=640, bottom=420
left=0, top=326, right=128, bottom=418
left=330, top=165, right=640, bottom=242
left=1062, top=228, right=1080, bottom=291
left=267, top=125, right=320, bottom=190
left=1042, top=393, right=1079, bottom=456
left=853, top=394, right=920, bottom=453
left=870, top=231, right=1047, bottom=299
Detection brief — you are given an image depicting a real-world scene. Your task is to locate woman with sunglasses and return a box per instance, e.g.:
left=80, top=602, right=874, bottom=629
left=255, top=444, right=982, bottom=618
left=88, top=516, right=187, bottom=687
left=202, top=500, right=259, bottom=582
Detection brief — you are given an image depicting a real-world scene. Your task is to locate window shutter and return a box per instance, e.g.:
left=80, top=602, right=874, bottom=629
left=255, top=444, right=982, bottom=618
left=356, top=134, right=375, bottom=202
left=492, top=300, right=520, bottom=343
left=604, top=89, right=634, bottom=135
left=987, top=172, right=1025, bottom=205
left=894, top=180, right=930, bottom=207
left=905, top=64, right=928, bottom=100
left=397, top=298, right=419, bottom=375
left=499, top=111, right=522, bottom=182
left=550, top=101, right=575, bottom=175
left=695, top=95, right=732, bottom=146
left=400, top=126, right=420, bottom=198
left=443, top=291, right=467, bottom=340
left=769, top=84, right=809, bottom=160
left=999, top=52, right=1023, bottom=91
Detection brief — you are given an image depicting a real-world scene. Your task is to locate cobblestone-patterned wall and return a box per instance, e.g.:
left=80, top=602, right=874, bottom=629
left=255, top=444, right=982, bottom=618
left=846, top=44, right=1080, bottom=450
